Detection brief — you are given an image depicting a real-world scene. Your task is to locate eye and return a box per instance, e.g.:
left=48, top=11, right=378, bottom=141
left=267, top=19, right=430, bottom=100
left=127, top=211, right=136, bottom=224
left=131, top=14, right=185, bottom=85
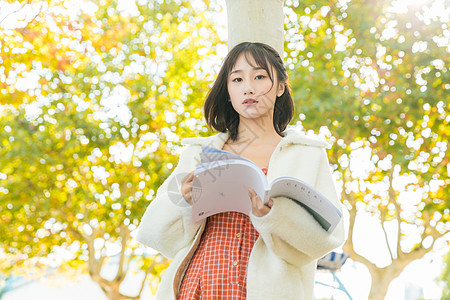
left=255, top=75, right=266, bottom=80
left=232, top=77, right=242, bottom=82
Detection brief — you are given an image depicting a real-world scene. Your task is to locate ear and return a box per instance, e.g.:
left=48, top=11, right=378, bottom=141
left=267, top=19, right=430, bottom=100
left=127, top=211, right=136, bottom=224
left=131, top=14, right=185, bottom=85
left=277, top=81, right=286, bottom=97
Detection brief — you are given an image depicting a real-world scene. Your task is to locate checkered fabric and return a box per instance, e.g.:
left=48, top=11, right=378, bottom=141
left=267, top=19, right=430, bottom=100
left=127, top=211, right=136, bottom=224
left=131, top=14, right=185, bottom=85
left=178, top=167, right=268, bottom=300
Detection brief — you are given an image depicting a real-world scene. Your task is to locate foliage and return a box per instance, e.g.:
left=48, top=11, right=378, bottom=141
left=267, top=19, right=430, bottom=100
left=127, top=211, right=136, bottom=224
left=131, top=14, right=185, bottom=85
left=0, top=0, right=222, bottom=298
left=0, top=0, right=449, bottom=299
left=284, top=0, right=449, bottom=298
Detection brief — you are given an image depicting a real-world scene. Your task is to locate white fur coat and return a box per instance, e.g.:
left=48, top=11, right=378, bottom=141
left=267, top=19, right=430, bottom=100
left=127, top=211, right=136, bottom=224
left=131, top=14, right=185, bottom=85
left=136, top=128, right=346, bottom=300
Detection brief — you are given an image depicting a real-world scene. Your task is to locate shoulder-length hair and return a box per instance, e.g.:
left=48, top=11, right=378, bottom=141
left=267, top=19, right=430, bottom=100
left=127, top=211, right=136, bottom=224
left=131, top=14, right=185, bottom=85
left=203, top=42, right=294, bottom=142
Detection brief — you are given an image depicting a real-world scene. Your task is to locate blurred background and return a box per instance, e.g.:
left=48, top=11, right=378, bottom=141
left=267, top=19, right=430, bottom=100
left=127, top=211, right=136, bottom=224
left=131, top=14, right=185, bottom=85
left=0, top=0, right=449, bottom=299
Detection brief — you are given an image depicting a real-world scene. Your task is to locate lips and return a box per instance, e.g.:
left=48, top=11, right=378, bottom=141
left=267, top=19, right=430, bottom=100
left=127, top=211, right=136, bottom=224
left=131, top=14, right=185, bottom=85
left=243, top=98, right=258, bottom=104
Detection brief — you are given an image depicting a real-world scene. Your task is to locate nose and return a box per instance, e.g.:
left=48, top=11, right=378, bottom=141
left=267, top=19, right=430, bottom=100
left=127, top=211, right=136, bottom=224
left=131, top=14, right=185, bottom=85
left=243, top=81, right=255, bottom=95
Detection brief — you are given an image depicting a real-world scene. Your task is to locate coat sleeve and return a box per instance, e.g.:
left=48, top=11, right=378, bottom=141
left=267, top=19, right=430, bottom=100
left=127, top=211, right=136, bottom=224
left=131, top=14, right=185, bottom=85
left=136, top=145, right=203, bottom=259
left=250, top=147, right=346, bottom=267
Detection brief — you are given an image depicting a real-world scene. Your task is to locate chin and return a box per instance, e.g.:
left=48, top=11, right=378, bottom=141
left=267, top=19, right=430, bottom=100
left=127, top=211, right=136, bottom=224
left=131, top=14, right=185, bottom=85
left=241, top=112, right=271, bottom=120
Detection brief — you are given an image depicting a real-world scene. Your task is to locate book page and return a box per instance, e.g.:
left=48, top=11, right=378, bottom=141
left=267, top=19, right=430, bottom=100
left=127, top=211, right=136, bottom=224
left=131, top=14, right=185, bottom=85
left=192, top=160, right=268, bottom=222
left=269, top=177, right=342, bottom=232
left=200, top=152, right=250, bottom=164
left=199, top=146, right=254, bottom=163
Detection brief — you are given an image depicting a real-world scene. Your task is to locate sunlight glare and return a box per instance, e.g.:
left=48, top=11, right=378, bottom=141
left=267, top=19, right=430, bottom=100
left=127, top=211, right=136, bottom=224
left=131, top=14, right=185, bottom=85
left=393, top=0, right=429, bottom=8
left=389, top=0, right=450, bottom=26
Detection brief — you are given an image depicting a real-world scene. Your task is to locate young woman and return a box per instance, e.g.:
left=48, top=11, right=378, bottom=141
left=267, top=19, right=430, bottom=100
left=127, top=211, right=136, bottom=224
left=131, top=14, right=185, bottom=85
left=137, top=42, right=346, bottom=300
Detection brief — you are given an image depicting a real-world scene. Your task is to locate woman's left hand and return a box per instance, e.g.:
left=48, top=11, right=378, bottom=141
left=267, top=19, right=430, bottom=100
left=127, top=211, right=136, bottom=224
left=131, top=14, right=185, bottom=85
left=248, top=187, right=273, bottom=217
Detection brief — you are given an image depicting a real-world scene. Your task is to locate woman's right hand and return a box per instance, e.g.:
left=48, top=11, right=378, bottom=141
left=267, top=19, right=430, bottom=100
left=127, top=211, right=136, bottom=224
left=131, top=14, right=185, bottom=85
left=181, top=171, right=195, bottom=205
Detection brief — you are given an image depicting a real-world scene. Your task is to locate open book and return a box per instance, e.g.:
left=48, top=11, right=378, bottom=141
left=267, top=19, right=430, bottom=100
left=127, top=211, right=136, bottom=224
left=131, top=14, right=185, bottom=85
left=191, top=146, right=342, bottom=232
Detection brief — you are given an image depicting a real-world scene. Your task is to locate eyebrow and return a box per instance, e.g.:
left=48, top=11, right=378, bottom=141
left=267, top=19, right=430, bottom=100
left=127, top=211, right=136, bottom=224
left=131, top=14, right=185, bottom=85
left=230, top=67, right=266, bottom=74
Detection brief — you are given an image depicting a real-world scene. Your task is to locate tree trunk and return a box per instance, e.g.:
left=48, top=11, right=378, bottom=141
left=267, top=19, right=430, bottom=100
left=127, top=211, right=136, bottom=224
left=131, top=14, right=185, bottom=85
left=369, top=269, right=397, bottom=300
left=364, top=250, right=428, bottom=299
left=225, top=0, right=285, bottom=56
left=106, top=282, right=121, bottom=300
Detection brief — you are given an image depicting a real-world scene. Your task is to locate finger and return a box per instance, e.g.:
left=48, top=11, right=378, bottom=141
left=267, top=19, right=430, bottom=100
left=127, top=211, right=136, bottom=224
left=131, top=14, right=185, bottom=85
left=181, top=184, right=189, bottom=195
left=183, top=171, right=195, bottom=184
left=251, top=191, right=266, bottom=209
left=253, top=198, right=270, bottom=217
left=187, top=171, right=195, bottom=181
left=184, top=193, right=193, bottom=205
left=268, top=199, right=274, bottom=208
left=249, top=188, right=266, bottom=207
left=257, top=198, right=268, bottom=210
left=248, top=188, right=256, bottom=202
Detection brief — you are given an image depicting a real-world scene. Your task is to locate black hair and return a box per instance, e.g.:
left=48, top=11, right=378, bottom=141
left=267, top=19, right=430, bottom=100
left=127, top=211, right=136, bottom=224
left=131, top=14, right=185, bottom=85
left=203, top=42, right=294, bottom=141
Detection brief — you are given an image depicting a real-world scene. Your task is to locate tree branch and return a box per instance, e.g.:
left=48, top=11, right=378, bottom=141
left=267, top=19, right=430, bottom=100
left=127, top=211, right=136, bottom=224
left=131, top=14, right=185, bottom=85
left=380, top=206, right=395, bottom=261
left=19, top=1, right=43, bottom=31
left=114, top=225, right=130, bottom=283
left=388, top=167, right=402, bottom=258
left=123, top=256, right=159, bottom=300
left=342, top=169, right=356, bottom=254
left=0, top=0, right=31, bottom=25
left=1, top=0, right=44, bottom=32
left=84, top=228, right=112, bottom=290
left=341, top=170, right=377, bottom=267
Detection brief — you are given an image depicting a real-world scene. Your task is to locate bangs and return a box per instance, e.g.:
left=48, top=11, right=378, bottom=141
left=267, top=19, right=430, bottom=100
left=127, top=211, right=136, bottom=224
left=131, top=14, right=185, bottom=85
left=204, top=42, right=293, bottom=142
left=231, top=49, right=275, bottom=84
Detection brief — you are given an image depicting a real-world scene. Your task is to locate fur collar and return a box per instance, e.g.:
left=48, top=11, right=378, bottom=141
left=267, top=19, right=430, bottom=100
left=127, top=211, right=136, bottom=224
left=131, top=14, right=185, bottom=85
left=181, top=127, right=329, bottom=150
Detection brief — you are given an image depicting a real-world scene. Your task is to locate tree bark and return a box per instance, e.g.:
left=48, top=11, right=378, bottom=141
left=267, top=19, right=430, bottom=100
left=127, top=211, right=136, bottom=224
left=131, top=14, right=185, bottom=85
left=225, top=0, right=285, bottom=56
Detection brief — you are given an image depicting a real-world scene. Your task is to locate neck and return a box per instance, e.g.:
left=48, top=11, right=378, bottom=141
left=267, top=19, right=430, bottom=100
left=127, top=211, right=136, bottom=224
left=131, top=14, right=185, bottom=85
left=232, top=116, right=282, bottom=145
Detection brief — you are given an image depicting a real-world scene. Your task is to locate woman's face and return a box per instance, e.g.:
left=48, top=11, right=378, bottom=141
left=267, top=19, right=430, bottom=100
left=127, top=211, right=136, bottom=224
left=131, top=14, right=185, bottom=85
left=227, top=53, right=285, bottom=121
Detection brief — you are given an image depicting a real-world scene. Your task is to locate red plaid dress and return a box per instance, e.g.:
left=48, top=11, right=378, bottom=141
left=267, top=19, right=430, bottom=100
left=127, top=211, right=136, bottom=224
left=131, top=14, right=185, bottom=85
left=178, top=167, right=268, bottom=300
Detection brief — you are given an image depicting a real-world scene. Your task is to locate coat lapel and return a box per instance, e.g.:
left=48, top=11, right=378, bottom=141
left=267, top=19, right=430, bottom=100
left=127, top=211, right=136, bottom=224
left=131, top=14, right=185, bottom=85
left=181, top=128, right=329, bottom=150
left=181, top=132, right=229, bottom=149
